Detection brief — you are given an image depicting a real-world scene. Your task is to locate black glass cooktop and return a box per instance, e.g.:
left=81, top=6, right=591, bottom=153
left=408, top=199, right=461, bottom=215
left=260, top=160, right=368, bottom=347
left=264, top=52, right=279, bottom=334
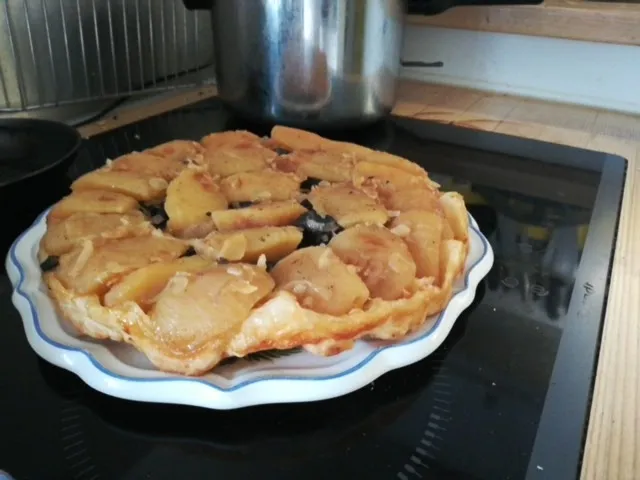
left=0, top=100, right=625, bottom=480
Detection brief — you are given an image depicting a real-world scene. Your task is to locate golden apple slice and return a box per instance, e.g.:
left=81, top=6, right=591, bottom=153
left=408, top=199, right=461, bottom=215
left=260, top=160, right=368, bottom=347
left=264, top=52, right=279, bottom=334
left=103, top=256, right=215, bottom=309
left=381, top=187, right=443, bottom=213
left=48, top=190, right=139, bottom=222
left=272, top=150, right=355, bottom=183
left=43, top=211, right=149, bottom=256
left=220, top=170, right=300, bottom=203
left=440, top=191, right=469, bottom=243
left=329, top=224, right=416, bottom=300
left=110, top=152, right=184, bottom=181
left=55, top=235, right=187, bottom=295
left=71, top=169, right=168, bottom=202
left=145, top=139, right=204, bottom=164
left=164, top=168, right=228, bottom=238
left=200, top=130, right=262, bottom=150
left=270, top=246, right=369, bottom=316
left=390, top=210, right=444, bottom=282
left=308, top=183, right=388, bottom=228
left=201, top=226, right=303, bottom=263
left=209, top=200, right=306, bottom=232
left=204, top=144, right=275, bottom=177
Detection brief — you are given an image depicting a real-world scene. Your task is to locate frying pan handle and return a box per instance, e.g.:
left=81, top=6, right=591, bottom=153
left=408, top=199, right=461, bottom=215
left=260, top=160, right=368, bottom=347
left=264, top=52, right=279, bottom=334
left=182, top=0, right=213, bottom=10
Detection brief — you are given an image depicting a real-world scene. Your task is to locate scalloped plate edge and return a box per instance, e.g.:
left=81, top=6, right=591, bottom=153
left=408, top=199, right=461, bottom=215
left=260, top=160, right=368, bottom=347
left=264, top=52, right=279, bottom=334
left=6, top=208, right=494, bottom=410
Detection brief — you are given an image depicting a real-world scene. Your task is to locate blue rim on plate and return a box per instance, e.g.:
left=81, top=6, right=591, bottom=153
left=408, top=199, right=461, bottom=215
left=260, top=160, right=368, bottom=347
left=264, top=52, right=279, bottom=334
left=7, top=206, right=493, bottom=395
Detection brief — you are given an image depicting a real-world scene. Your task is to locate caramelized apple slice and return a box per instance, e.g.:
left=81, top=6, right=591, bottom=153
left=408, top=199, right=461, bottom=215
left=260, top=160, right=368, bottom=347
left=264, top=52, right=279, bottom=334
left=220, top=170, right=301, bottom=203
left=55, top=235, right=187, bottom=295
left=352, top=161, right=432, bottom=193
left=145, top=139, right=204, bottom=164
left=272, top=150, right=355, bottom=182
left=270, top=126, right=332, bottom=152
left=42, top=211, right=150, bottom=256
left=390, top=210, right=444, bottom=282
left=200, top=226, right=303, bottom=263
left=200, top=130, right=262, bottom=150
left=110, top=152, right=185, bottom=181
left=381, top=187, right=443, bottom=213
left=48, top=190, right=138, bottom=222
left=164, top=168, right=228, bottom=238
left=103, top=256, right=215, bottom=309
left=308, top=183, right=388, bottom=228
left=329, top=224, right=416, bottom=300
left=297, top=151, right=355, bottom=182
left=355, top=150, right=434, bottom=180
left=442, top=219, right=455, bottom=241
left=440, top=192, right=469, bottom=243
left=270, top=125, right=431, bottom=178
left=204, top=143, right=275, bottom=177
left=270, top=246, right=369, bottom=316
left=209, top=200, right=306, bottom=232
left=125, top=264, right=275, bottom=374
left=440, top=239, right=467, bottom=290
left=71, top=169, right=168, bottom=202
left=201, top=130, right=274, bottom=177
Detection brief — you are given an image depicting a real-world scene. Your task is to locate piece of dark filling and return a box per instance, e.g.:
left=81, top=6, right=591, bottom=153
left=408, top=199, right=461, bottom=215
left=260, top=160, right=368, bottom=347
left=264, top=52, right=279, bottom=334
left=300, top=177, right=321, bottom=192
left=139, top=202, right=168, bottom=230
left=219, top=347, right=301, bottom=366
left=274, top=148, right=290, bottom=156
left=294, top=204, right=344, bottom=248
left=180, top=248, right=229, bottom=263
left=230, top=201, right=254, bottom=209
left=295, top=207, right=340, bottom=233
left=40, top=256, right=59, bottom=272
left=180, top=246, right=197, bottom=258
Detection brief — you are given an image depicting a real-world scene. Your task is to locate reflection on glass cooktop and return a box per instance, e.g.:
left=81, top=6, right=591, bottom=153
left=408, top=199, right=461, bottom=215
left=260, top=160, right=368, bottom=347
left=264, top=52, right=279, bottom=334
left=0, top=100, right=625, bottom=480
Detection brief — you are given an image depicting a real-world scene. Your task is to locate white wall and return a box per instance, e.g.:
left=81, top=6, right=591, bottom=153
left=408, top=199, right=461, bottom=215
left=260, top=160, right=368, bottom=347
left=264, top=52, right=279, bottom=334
left=400, top=25, right=640, bottom=115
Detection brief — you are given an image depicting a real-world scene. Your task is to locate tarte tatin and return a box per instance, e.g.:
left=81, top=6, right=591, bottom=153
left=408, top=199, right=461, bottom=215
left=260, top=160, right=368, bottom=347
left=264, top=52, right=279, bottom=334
left=38, top=126, right=469, bottom=376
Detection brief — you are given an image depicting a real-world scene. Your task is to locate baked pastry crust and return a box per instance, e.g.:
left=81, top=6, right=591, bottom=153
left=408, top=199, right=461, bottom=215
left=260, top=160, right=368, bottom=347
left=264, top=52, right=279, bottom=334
left=38, top=127, right=470, bottom=376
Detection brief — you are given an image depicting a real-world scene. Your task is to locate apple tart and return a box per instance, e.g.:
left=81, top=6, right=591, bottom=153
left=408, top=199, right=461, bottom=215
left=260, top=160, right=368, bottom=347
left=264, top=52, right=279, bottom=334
left=38, top=126, right=470, bottom=376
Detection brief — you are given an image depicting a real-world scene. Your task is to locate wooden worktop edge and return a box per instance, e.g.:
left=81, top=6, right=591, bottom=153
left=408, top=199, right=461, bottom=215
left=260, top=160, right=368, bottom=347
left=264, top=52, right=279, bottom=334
left=407, top=0, right=640, bottom=47
left=79, top=81, right=640, bottom=480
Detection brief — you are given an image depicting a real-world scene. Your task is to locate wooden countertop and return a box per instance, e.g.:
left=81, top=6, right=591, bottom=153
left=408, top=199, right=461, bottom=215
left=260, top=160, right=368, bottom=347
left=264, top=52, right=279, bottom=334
left=78, top=80, right=640, bottom=480
left=408, top=0, right=640, bottom=47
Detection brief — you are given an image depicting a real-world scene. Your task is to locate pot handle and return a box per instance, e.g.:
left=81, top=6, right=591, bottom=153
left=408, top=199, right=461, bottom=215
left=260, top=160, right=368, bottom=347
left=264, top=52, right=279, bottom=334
left=182, top=0, right=213, bottom=10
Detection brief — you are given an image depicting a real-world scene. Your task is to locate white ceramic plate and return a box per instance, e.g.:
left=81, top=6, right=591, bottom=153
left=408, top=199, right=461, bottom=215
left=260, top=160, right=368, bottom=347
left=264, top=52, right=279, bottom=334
left=7, top=208, right=494, bottom=410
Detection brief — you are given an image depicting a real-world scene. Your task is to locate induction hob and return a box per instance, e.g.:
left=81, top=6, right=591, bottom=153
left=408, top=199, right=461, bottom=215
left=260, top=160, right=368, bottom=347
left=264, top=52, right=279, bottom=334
left=0, top=100, right=626, bottom=480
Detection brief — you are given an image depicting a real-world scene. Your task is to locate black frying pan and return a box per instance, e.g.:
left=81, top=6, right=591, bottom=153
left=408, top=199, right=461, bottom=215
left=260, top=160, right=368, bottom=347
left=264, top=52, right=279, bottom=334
left=0, top=118, right=82, bottom=256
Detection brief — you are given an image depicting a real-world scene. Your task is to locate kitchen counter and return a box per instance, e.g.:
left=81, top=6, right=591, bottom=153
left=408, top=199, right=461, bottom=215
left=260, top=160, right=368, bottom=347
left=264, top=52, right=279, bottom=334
left=78, top=80, right=640, bottom=480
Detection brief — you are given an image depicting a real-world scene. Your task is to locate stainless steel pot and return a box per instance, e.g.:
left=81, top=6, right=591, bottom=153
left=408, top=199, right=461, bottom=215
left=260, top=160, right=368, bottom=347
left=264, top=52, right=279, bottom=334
left=184, top=0, right=405, bottom=129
